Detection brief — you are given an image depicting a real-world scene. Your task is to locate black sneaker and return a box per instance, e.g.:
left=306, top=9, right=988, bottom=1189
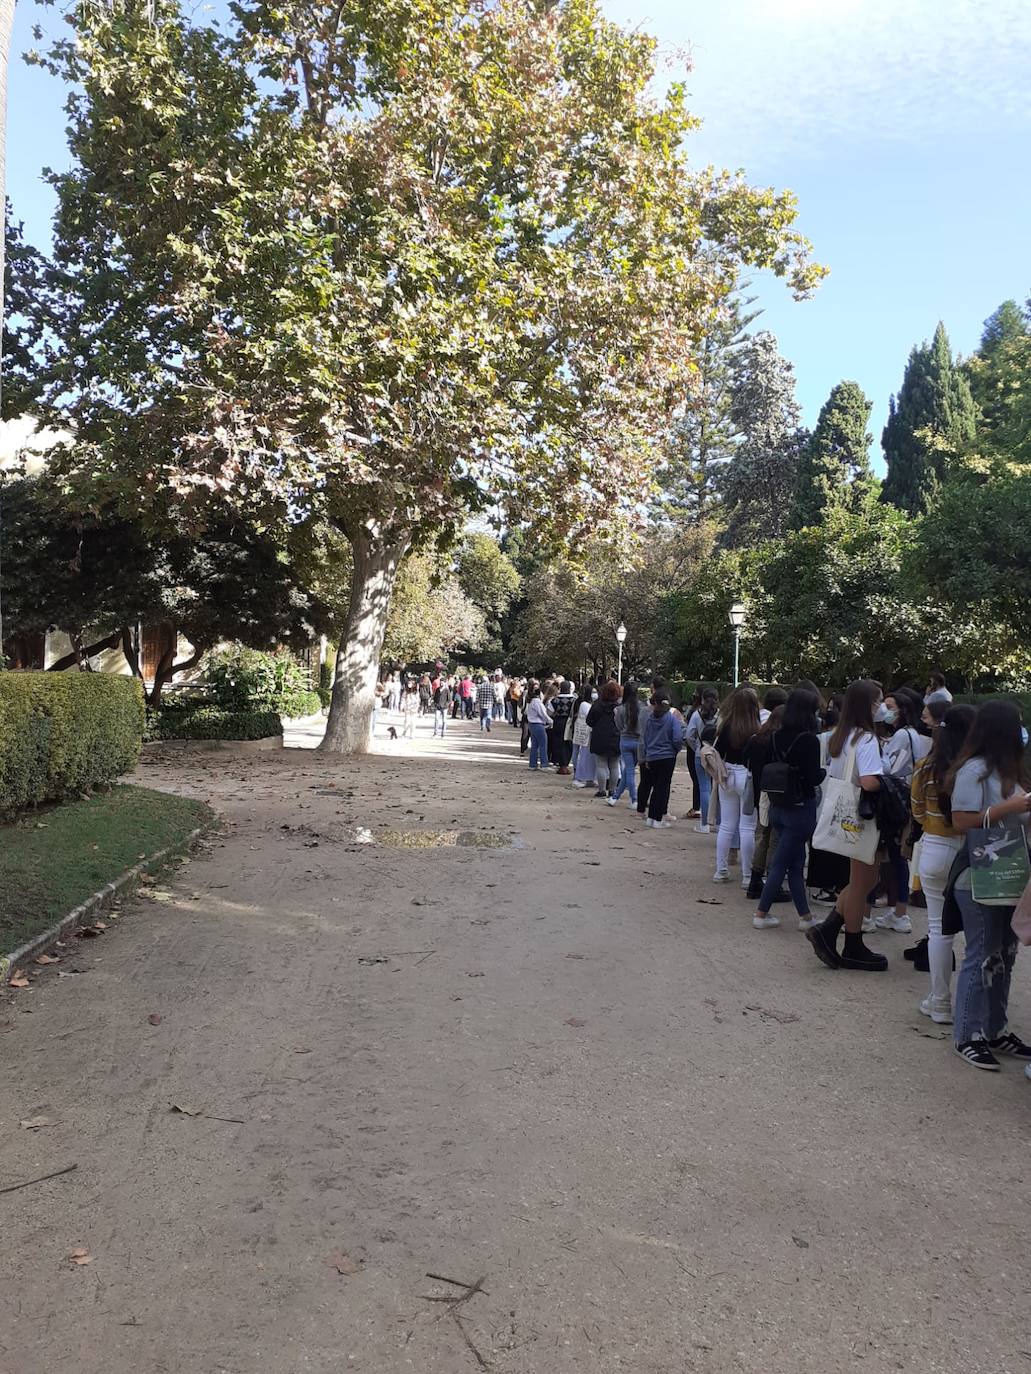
left=840, top=937, right=888, bottom=972
left=594, top=789, right=608, bottom=799
left=806, top=921, right=842, bottom=970
left=746, top=874, right=764, bottom=900
left=988, top=1032, right=1031, bottom=1060
left=955, top=1040, right=1001, bottom=1071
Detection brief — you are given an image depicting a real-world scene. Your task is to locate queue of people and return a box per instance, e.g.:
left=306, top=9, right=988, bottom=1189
left=373, top=664, right=1031, bottom=1084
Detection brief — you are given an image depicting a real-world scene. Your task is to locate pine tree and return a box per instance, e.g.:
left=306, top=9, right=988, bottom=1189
left=717, top=331, right=806, bottom=546
left=790, top=380, right=874, bottom=528
left=978, top=299, right=1028, bottom=356
left=660, top=293, right=759, bottom=520
left=881, top=322, right=977, bottom=514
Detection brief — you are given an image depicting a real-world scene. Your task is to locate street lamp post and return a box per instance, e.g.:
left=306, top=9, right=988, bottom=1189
left=615, top=622, right=627, bottom=684
left=728, top=601, right=746, bottom=687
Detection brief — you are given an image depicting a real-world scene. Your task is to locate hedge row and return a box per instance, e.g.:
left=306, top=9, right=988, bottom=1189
left=0, top=672, right=145, bottom=818
left=146, top=707, right=284, bottom=742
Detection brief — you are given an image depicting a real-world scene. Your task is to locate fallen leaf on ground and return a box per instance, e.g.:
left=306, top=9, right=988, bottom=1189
left=35, top=954, right=60, bottom=965
left=92, top=921, right=108, bottom=931
left=564, top=1017, right=587, bottom=1027
left=169, top=1103, right=203, bottom=1117
left=76, top=928, right=100, bottom=940
left=327, top=1253, right=361, bottom=1276
left=147, top=1013, right=162, bottom=1026
left=20, top=1116, right=56, bottom=1129
left=69, top=1248, right=93, bottom=1266
left=10, top=976, right=30, bottom=989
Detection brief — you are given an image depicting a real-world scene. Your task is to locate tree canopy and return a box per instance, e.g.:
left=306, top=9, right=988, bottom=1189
left=25, top=0, right=824, bottom=747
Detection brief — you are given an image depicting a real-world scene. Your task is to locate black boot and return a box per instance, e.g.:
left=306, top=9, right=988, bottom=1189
left=806, top=912, right=843, bottom=969
left=746, top=873, right=764, bottom=900
left=840, top=933, right=888, bottom=972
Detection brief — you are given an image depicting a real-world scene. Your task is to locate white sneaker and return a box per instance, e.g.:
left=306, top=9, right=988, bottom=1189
left=665, top=815, right=678, bottom=823
left=861, top=915, right=877, bottom=934
left=644, top=818, right=656, bottom=828
left=741, top=873, right=752, bottom=889
left=1025, top=1064, right=1031, bottom=1082
left=875, top=912, right=912, bottom=934
left=919, top=995, right=953, bottom=1024
left=713, top=870, right=731, bottom=883
left=571, top=780, right=587, bottom=789
left=627, top=798, right=637, bottom=808
left=653, top=819, right=674, bottom=829
left=752, top=914, right=780, bottom=930
left=798, top=915, right=817, bottom=932
left=694, top=823, right=710, bottom=834
left=606, top=797, right=618, bottom=807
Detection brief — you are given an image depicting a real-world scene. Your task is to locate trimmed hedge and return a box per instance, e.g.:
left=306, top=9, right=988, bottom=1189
left=0, top=672, right=145, bottom=818
left=146, top=707, right=283, bottom=742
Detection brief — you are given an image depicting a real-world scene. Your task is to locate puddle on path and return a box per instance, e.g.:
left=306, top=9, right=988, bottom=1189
left=343, top=827, right=524, bottom=850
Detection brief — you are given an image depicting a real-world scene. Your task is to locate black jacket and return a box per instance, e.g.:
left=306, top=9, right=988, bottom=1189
left=586, top=700, right=620, bottom=756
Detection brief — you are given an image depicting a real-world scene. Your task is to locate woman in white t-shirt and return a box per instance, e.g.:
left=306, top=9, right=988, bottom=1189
left=946, top=700, right=1031, bottom=1072
left=875, top=687, right=933, bottom=935
left=806, top=679, right=889, bottom=973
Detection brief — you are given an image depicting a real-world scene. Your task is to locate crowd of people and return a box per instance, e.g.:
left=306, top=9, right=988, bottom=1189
left=375, top=664, right=1031, bottom=1086
left=376, top=665, right=1031, bottom=1082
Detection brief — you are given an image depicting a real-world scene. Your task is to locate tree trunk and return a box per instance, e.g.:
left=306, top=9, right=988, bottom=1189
left=47, top=629, right=122, bottom=672
left=120, top=624, right=142, bottom=680
left=149, top=644, right=204, bottom=707
left=321, top=529, right=407, bottom=754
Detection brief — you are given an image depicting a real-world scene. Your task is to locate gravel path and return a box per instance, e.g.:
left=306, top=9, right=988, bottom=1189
left=2, top=712, right=1029, bottom=1374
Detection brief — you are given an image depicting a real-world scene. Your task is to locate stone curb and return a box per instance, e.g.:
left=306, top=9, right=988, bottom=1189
left=1, top=821, right=215, bottom=986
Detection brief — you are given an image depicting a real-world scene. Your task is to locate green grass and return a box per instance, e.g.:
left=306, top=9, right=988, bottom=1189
left=0, top=784, right=213, bottom=954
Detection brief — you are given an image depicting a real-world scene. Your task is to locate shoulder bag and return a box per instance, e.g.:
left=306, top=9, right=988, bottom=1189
left=812, top=740, right=879, bottom=864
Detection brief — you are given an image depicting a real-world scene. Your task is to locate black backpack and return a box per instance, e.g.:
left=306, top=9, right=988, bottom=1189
left=759, top=733, right=803, bottom=806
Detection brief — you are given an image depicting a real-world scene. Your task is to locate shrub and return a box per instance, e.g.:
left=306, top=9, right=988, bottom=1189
left=0, top=672, right=144, bottom=818
left=203, top=647, right=313, bottom=716
left=145, top=707, right=283, bottom=742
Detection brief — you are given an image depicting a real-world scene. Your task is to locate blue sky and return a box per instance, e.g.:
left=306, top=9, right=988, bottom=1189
left=8, top=0, right=1031, bottom=466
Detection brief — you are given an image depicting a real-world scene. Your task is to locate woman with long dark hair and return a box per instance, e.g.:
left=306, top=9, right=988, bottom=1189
left=611, top=680, right=642, bottom=808
left=911, top=704, right=976, bottom=1022
left=713, top=687, right=761, bottom=886
left=946, top=700, right=1031, bottom=1069
left=806, top=679, right=889, bottom=973
left=750, top=687, right=826, bottom=930
left=875, top=687, right=932, bottom=935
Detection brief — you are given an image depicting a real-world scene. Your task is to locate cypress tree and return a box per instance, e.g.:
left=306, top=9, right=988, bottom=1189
left=790, top=379, right=874, bottom=528
left=978, top=299, right=1028, bottom=356
left=881, top=322, right=977, bottom=514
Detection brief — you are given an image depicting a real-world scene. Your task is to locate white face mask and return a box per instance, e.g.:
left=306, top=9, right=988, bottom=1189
left=873, top=703, right=889, bottom=723
left=591, top=690, right=599, bottom=701
left=1022, top=727, right=1029, bottom=748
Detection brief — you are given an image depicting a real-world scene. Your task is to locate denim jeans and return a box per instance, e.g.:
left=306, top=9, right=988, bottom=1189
left=528, top=722, right=550, bottom=769
left=612, top=741, right=639, bottom=802
left=696, top=763, right=711, bottom=825
left=433, top=708, right=447, bottom=737
left=758, top=800, right=817, bottom=914
left=479, top=707, right=492, bottom=732
left=953, top=887, right=1019, bottom=1045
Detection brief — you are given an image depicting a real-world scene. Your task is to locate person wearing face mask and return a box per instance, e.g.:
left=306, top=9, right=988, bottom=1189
left=806, top=679, right=889, bottom=973
left=874, top=688, right=932, bottom=934
left=571, top=684, right=598, bottom=788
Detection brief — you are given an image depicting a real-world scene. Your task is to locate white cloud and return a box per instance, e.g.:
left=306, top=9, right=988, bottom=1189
left=608, top=0, right=1031, bottom=162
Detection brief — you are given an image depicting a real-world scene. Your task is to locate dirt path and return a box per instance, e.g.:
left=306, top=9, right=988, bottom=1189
left=2, top=711, right=1029, bottom=1374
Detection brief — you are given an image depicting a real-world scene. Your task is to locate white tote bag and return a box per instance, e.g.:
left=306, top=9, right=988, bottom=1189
left=812, top=741, right=879, bottom=864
